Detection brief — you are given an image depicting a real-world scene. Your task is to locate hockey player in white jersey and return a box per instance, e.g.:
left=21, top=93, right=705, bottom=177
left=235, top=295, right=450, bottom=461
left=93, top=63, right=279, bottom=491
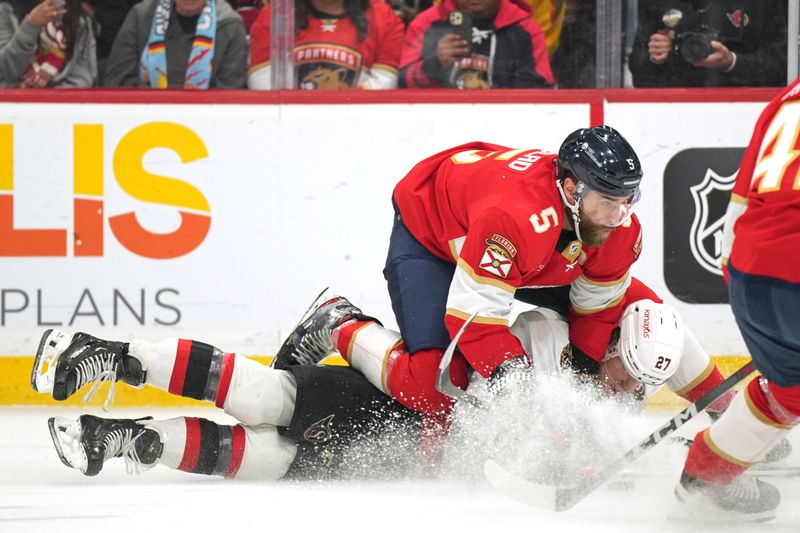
left=30, top=291, right=764, bottom=481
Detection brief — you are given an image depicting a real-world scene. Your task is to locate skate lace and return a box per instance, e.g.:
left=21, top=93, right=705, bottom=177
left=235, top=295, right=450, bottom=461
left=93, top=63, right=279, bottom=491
left=105, top=428, right=153, bottom=475
left=293, top=329, right=335, bottom=365
left=77, top=348, right=119, bottom=412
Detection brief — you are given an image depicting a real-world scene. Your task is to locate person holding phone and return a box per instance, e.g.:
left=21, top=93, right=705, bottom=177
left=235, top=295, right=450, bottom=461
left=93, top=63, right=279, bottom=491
left=398, top=0, right=553, bottom=88
left=0, top=0, right=96, bottom=87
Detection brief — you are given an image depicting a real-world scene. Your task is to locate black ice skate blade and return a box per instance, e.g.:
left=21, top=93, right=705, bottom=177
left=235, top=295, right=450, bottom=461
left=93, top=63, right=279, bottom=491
left=30, top=329, right=54, bottom=392
left=48, top=417, right=78, bottom=471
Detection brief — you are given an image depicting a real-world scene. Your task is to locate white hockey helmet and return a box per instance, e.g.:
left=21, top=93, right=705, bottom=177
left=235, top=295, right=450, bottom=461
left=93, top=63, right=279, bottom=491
left=618, top=299, right=684, bottom=386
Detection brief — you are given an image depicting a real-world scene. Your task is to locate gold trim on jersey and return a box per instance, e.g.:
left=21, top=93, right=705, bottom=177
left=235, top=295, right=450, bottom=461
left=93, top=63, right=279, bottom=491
left=457, top=257, right=515, bottom=293
left=446, top=307, right=509, bottom=326
left=730, top=192, right=748, bottom=205
left=371, top=63, right=399, bottom=75
left=673, top=361, right=714, bottom=397
left=580, top=273, right=629, bottom=287
left=248, top=60, right=271, bottom=74
left=570, top=294, right=625, bottom=315
left=449, top=237, right=465, bottom=261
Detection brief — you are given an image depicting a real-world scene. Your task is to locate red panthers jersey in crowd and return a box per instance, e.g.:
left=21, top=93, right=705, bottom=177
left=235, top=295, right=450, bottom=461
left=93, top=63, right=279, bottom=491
left=393, top=142, right=643, bottom=377
left=249, top=1, right=404, bottom=89
left=722, top=78, right=800, bottom=283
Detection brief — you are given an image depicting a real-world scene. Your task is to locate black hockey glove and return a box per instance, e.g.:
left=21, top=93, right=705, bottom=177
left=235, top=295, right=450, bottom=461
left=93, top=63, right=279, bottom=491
left=488, top=355, right=533, bottom=395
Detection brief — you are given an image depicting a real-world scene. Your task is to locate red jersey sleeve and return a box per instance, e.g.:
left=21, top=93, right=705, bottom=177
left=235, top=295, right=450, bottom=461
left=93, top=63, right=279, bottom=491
left=444, top=206, right=554, bottom=377
left=567, top=218, right=643, bottom=362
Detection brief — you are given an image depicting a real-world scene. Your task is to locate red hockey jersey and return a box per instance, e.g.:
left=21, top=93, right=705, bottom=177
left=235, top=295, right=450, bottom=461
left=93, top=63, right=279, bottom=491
left=249, top=1, right=404, bottom=89
left=393, top=142, right=643, bottom=377
left=722, top=78, right=800, bottom=283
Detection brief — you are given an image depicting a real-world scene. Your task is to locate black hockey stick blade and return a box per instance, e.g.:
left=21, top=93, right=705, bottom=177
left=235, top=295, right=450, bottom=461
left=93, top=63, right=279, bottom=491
left=436, top=312, right=482, bottom=407
left=551, top=359, right=757, bottom=512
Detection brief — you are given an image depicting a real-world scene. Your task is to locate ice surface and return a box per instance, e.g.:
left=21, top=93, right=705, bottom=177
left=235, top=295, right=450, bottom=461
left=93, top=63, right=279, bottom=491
left=2, top=404, right=798, bottom=533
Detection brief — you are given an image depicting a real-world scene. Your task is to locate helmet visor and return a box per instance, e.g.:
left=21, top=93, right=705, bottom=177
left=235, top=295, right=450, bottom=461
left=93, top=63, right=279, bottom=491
left=578, top=184, right=640, bottom=228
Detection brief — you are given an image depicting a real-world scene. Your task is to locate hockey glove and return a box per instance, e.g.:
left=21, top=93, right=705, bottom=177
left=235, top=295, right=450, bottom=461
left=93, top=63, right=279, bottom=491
left=488, top=355, right=534, bottom=395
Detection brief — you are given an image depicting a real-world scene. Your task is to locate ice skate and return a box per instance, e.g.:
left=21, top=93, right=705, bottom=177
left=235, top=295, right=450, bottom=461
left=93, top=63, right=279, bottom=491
left=48, top=415, right=162, bottom=476
left=271, top=291, right=379, bottom=370
left=675, top=471, right=780, bottom=522
left=30, top=329, right=145, bottom=409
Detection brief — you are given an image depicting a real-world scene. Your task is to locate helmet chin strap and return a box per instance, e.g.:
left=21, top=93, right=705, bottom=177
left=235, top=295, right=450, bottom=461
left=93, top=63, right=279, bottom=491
left=557, top=179, right=585, bottom=243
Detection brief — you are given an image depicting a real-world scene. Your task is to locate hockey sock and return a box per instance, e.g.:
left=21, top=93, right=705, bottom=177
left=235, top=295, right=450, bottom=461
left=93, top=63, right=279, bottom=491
left=332, top=319, right=403, bottom=394
left=146, top=417, right=296, bottom=479
left=668, top=326, right=736, bottom=416
left=130, top=339, right=297, bottom=426
left=684, top=378, right=793, bottom=483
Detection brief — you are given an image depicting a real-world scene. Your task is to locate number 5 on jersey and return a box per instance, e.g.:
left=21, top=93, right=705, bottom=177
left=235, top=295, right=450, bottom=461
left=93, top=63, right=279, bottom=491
left=530, top=206, right=559, bottom=233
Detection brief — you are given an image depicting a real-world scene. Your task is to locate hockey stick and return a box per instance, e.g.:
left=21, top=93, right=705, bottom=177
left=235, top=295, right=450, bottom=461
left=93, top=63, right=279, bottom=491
left=518, top=359, right=757, bottom=512
left=435, top=312, right=482, bottom=407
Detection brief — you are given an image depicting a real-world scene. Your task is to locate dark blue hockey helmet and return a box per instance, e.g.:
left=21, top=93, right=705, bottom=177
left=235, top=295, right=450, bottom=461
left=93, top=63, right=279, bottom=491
left=556, top=125, right=642, bottom=198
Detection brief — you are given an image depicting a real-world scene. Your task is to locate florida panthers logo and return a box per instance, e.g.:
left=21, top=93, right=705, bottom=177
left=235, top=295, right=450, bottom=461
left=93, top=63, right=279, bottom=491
left=688, top=168, right=736, bottom=275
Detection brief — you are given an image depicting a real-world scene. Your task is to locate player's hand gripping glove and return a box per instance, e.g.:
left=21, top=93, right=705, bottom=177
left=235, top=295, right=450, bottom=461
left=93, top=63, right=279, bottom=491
left=488, top=355, right=534, bottom=395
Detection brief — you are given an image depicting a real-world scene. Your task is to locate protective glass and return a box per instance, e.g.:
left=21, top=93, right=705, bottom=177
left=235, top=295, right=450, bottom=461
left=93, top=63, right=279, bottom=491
left=577, top=182, right=641, bottom=228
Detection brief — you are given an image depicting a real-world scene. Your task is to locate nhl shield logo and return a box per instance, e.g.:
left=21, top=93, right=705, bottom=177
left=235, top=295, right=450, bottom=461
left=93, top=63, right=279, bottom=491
left=688, top=169, right=736, bottom=276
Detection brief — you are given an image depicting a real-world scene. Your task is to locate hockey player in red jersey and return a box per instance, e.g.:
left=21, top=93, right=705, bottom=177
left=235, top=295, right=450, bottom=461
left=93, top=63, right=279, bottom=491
left=28, top=293, right=733, bottom=480
left=675, top=79, right=800, bottom=521
left=271, top=126, right=744, bottom=424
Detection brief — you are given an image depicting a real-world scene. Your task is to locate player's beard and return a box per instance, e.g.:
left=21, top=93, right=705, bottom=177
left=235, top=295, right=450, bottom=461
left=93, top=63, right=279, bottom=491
left=578, top=211, right=615, bottom=247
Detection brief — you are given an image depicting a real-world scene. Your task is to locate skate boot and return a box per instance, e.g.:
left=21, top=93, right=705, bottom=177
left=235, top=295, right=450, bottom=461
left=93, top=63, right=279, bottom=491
left=271, top=292, right=379, bottom=370
left=31, top=329, right=145, bottom=410
left=48, top=415, right=163, bottom=476
left=675, top=471, right=780, bottom=521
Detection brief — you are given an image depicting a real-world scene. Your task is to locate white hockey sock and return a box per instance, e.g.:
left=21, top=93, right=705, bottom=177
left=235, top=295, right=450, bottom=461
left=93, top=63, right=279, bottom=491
left=145, top=417, right=297, bottom=480
left=708, top=383, right=791, bottom=464
left=332, top=320, right=403, bottom=394
left=129, top=339, right=297, bottom=426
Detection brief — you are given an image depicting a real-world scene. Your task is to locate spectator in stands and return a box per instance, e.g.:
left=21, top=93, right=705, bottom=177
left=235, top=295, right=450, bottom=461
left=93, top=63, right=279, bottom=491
left=521, top=0, right=566, bottom=57
left=103, top=0, right=248, bottom=89
left=248, top=0, right=404, bottom=90
left=629, top=1, right=787, bottom=87
left=81, top=0, right=139, bottom=82
left=550, top=0, right=593, bottom=88
left=225, top=0, right=260, bottom=33
left=399, top=0, right=553, bottom=89
left=0, top=0, right=96, bottom=87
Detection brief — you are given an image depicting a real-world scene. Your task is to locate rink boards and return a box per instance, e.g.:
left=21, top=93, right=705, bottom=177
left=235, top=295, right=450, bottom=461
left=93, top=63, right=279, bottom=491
left=0, top=88, right=777, bottom=407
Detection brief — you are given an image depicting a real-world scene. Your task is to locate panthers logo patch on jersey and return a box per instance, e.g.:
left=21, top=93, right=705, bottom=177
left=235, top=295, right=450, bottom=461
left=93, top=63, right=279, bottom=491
left=479, top=243, right=513, bottom=278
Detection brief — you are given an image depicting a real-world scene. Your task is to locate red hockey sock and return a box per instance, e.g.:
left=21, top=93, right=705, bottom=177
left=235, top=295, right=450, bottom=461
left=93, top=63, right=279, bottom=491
left=177, top=417, right=246, bottom=477
left=683, top=428, right=749, bottom=484
left=168, top=339, right=236, bottom=407
left=385, top=347, right=469, bottom=415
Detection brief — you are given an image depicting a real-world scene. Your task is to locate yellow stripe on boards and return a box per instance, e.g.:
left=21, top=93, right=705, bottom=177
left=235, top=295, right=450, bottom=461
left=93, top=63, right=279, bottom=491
left=0, top=354, right=751, bottom=411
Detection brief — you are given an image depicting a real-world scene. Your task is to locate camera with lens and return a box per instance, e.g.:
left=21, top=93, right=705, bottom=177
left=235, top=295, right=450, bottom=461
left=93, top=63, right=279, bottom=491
left=674, top=30, right=719, bottom=64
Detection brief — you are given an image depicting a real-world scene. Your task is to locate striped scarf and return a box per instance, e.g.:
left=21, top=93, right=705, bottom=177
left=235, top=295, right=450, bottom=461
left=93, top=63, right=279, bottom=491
left=139, top=0, right=217, bottom=89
